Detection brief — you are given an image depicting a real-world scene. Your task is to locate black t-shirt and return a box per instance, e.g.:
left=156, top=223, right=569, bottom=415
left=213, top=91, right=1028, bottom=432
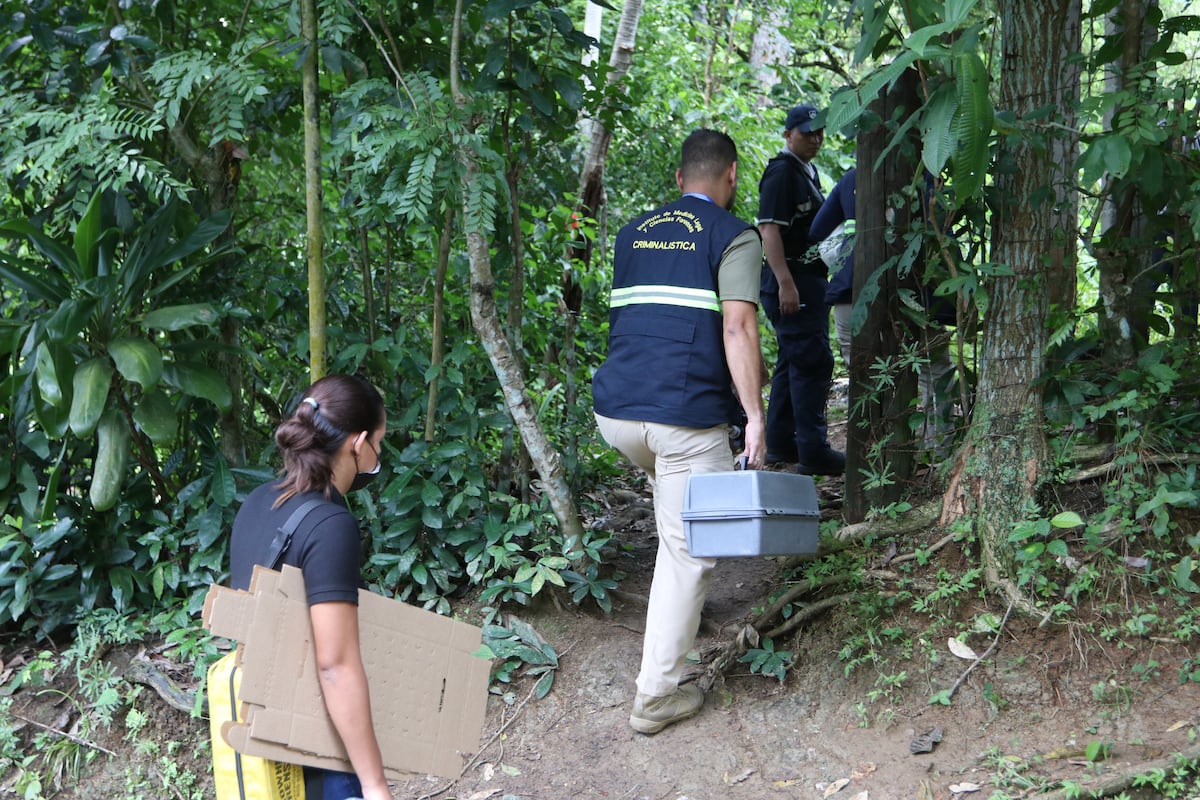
left=229, top=482, right=363, bottom=605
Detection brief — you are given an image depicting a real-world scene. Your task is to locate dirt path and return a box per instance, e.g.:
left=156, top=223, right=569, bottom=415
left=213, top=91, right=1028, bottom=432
left=390, top=488, right=1199, bottom=800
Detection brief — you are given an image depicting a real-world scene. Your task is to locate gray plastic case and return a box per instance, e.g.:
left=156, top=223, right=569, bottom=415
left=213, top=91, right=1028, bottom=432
left=681, top=470, right=821, bottom=557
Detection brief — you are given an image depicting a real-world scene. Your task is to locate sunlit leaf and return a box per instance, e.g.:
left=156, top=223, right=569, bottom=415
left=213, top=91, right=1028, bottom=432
left=1050, top=511, right=1084, bottom=528
left=140, top=303, right=220, bottom=331
left=109, top=337, right=163, bottom=387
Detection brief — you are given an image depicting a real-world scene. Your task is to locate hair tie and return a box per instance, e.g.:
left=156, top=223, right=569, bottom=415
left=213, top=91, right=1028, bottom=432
left=302, top=397, right=319, bottom=411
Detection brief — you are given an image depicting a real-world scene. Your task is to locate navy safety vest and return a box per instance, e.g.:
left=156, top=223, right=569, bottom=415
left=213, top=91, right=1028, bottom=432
left=593, top=195, right=753, bottom=428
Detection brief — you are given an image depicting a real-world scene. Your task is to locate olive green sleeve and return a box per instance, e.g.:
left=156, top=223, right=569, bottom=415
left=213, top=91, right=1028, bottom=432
left=717, top=228, right=764, bottom=305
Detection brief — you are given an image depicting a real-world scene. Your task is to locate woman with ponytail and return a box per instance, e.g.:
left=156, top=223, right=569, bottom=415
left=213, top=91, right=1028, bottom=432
left=229, top=374, right=391, bottom=800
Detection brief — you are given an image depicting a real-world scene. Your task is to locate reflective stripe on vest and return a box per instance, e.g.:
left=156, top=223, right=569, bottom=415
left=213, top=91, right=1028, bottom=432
left=610, top=284, right=720, bottom=312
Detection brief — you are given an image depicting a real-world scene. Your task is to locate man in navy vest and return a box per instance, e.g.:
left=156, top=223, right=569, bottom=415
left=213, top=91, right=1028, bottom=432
left=758, top=103, right=846, bottom=476
left=593, top=129, right=765, bottom=734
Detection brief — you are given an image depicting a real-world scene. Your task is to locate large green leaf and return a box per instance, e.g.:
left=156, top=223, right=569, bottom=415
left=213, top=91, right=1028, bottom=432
left=68, top=357, right=113, bottom=436
left=920, top=82, right=959, bottom=176
left=212, top=457, right=236, bottom=507
left=34, top=387, right=71, bottom=438
left=45, top=297, right=98, bottom=341
left=115, top=207, right=230, bottom=315
left=950, top=52, right=993, bottom=200
left=133, top=389, right=178, bottom=444
left=74, top=190, right=104, bottom=281
left=109, top=337, right=163, bottom=387
left=0, top=218, right=81, bottom=280
left=1077, top=135, right=1132, bottom=186
left=35, top=342, right=65, bottom=407
left=0, top=251, right=70, bottom=303
left=904, top=21, right=960, bottom=57
left=117, top=204, right=175, bottom=306
left=163, top=362, right=232, bottom=412
left=944, top=0, right=982, bottom=26
left=826, top=52, right=919, bottom=135
left=854, top=1, right=890, bottom=63
left=155, top=209, right=232, bottom=267
left=140, top=303, right=220, bottom=331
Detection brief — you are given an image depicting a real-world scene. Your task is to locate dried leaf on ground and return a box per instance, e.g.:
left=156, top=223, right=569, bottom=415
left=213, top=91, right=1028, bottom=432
left=724, top=768, right=754, bottom=785
left=948, top=637, right=978, bottom=660
left=823, top=777, right=850, bottom=796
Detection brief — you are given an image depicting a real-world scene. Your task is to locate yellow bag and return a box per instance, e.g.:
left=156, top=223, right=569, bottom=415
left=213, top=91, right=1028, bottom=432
left=208, top=651, right=306, bottom=800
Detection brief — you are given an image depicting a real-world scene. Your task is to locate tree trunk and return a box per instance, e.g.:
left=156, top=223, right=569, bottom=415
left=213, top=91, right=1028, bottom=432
left=301, top=0, right=326, bottom=380
left=843, top=69, right=922, bottom=523
left=501, top=145, right=530, bottom=500
left=748, top=2, right=789, bottom=94
left=941, top=0, right=1081, bottom=603
left=573, top=0, right=641, bottom=268
left=459, top=161, right=586, bottom=553
left=357, top=225, right=377, bottom=347
left=451, top=0, right=585, bottom=553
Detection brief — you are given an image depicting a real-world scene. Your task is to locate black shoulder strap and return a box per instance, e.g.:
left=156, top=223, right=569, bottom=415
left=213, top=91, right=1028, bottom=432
left=799, top=162, right=824, bottom=202
left=264, top=499, right=326, bottom=570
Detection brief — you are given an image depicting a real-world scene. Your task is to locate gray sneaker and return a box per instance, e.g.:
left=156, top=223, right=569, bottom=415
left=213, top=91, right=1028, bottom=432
left=629, top=684, right=704, bottom=734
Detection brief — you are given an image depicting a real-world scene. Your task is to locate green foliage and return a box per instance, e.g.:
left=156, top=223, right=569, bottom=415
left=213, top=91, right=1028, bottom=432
left=561, top=559, right=621, bottom=614
left=830, top=0, right=996, bottom=201
left=58, top=609, right=145, bottom=727
left=0, top=194, right=239, bottom=636
left=1008, top=512, right=1080, bottom=603
left=143, top=37, right=274, bottom=145
left=0, top=0, right=1194, bottom=706
left=1130, top=755, right=1200, bottom=798
left=0, top=612, right=143, bottom=798
left=0, top=93, right=187, bottom=228
left=740, top=638, right=794, bottom=683
left=331, top=73, right=464, bottom=227
left=0, top=606, right=213, bottom=800
left=910, top=566, right=981, bottom=614
left=476, top=616, right=559, bottom=701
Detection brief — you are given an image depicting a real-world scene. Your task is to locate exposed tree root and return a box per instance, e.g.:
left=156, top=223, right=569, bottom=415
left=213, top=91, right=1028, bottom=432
left=697, top=502, right=963, bottom=691
left=829, top=499, right=943, bottom=546
left=1064, top=452, right=1200, bottom=484
left=1030, top=741, right=1200, bottom=800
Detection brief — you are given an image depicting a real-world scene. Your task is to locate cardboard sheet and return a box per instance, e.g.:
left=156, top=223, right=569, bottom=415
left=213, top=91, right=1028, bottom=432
left=202, top=565, right=491, bottom=780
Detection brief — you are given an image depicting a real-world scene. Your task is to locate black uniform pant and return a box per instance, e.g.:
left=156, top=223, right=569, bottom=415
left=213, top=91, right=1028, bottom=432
left=761, top=272, right=836, bottom=462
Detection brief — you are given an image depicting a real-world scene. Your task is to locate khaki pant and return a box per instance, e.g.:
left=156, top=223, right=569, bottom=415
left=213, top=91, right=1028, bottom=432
left=832, top=303, right=852, bottom=368
left=595, top=414, right=734, bottom=697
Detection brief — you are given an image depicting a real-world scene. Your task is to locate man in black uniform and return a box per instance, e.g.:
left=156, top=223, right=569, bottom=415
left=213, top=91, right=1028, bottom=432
left=758, top=103, right=845, bottom=475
